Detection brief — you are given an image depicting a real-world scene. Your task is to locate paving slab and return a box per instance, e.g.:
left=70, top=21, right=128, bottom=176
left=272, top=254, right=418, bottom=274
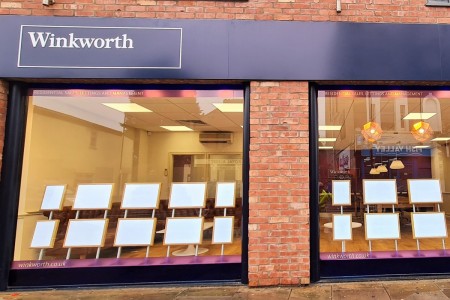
left=289, top=285, right=331, bottom=300
left=243, top=287, right=291, bottom=300
left=332, top=287, right=390, bottom=300
left=331, top=282, right=385, bottom=290
left=383, top=280, right=443, bottom=300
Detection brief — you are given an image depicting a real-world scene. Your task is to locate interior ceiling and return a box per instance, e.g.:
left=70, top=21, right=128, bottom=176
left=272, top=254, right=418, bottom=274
left=320, top=96, right=450, bottom=151
left=33, top=95, right=244, bottom=133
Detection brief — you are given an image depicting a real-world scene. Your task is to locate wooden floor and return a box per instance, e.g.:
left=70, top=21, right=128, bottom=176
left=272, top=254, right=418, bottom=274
left=119, top=237, right=242, bottom=258
left=320, top=214, right=450, bottom=253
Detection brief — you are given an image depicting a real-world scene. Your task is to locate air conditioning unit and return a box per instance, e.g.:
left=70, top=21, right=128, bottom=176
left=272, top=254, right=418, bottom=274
left=199, top=132, right=233, bottom=144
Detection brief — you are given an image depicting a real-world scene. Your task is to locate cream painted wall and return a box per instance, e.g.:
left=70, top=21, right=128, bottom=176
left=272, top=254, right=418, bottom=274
left=146, top=131, right=243, bottom=199
left=15, top=107, right=124, bottom=260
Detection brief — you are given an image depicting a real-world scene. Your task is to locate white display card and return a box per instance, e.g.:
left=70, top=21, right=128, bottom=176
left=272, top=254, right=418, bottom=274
left=212, top=216, right=234, bottom=244
left=332, top=214, right=353, bottom=241
left=63, top=219, right=109, bottom=247
left=30, top=220, right=60, bottom=248
left=40, top=185, right=66, bottom=211
left=408, top=179, right=443, bottom=204
left=365, top=213, right=400, bottom=240
left=114, top=218, right=157, bottom=246
left=363, top=180, right=397, bottom=205
left=332, top=180, right=351, bottom=206
left=168, top=183, right=207, bottom=208
left=73, top=184, right=113, bottom=210
left=163, top=217, right=204, bottom=245
left=215, top=182, right=236, bottom=208
left=411, top=212, right=448, bottom=239
left=121, top=183, right=161, bottom=209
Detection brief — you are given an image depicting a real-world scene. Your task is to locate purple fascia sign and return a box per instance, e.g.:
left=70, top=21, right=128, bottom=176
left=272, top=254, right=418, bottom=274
left=18, top=25, right=182, bottom=69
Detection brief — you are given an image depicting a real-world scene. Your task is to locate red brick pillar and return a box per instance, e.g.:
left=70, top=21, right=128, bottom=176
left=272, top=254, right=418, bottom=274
left=248, top=81, right=310, bottom=286
left=0, top=80, right=8, bottom=171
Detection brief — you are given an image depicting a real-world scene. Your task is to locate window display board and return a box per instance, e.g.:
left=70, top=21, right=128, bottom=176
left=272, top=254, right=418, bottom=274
left=163, top=217, right=204, bottom=245
left=168, top=183, right=207, bottom=208
left=114, top=218, right=157, bottom=246
left=212, top=217, right=234, bottom=244
left=121, top=183, right=161, bottom=209
left=408, top=179, right=443, bottom=204
left=332, top=214, right=353, bottom=241
left=30, top=220, right=60, bottom=248
left=332, top=180, right=351, bottom=206
left=411, top=212, right=448, bottom=239
left=40, top=185, right=66, bottom=211
left=365, top=213, right=400, bottom=240
left=215, top=182, right=236, bottom=208
left=73, top=184, right=113, bottom=210
left=63, top=219, right=109, bottom=247
left=363, top=179, right=398, bottom=205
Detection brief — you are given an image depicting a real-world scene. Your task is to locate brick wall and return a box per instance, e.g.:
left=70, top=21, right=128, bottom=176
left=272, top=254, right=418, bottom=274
left=1, top=0, right=449, bottom=24
left=248, top=81, right=310, bottom=286
left=0, top=80, right=7, bottom=172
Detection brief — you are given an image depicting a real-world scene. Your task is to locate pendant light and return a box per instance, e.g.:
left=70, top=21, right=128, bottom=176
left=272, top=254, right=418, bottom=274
left=361, top=97, right=383, bottom=143
left=411, top=97, right=433, bottom=142
left=390, top=159, right=404, bottom=169
left=369, top=166, right=380, bottom=175
left=377, top=164, right=388, bottom=173
left=389, top=145, right=405, bottom=170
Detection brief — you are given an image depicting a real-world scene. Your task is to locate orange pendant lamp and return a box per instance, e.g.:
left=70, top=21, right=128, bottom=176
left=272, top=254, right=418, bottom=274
left=411, top=120, right=433, bottom=142
left=361, top=121, right=383, bottom=143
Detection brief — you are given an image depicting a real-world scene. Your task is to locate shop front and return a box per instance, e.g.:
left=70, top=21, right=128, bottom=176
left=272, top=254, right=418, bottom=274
left=2, top=15, right=450, bottom=289
left=315, top=88, right=450, bottom=279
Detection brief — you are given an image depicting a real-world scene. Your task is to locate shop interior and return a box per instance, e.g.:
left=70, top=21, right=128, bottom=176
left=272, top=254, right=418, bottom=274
left=318, top=90, right=450, bottom=255
left=13, top=88, right=244, bottom=263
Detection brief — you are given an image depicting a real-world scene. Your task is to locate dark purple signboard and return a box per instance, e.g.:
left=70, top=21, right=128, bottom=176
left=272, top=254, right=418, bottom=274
left=0, top=15, right=449, bottom=80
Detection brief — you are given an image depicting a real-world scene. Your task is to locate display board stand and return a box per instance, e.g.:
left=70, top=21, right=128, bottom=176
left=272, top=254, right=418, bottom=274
left=166, top=183, right=207, bottom=257
left=116, top=206, right=155, bottom=258
left=212, top=182, right=236, bottom=255
left=168, top=208, right=206, bottom=257
left=330, top=180, right=353, bottom=252
left=115, top=183, right=161, bottom=259
left=66, top=210, right=108, bottom=260
left=408, top=179, right=447, bottom=252
left=30, top=185, right=66, bottom=261
left=65, top=184, right=113, bottom=260
left=363, top=180, right=399, bottom=252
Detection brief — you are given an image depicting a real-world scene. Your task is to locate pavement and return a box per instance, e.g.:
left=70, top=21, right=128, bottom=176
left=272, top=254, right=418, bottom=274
left=2, top=278, right=450, bottom=299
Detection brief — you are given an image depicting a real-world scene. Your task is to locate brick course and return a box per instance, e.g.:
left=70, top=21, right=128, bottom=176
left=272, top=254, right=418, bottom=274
left=1, top=0, right=449, bottom=23
left=0, top=80, right=7, bottom=172
left=249, top=81, right=310, bottom=286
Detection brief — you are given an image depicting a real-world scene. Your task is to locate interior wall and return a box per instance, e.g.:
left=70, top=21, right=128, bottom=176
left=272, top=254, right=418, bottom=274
left=146, top=131, right=243, bottom=199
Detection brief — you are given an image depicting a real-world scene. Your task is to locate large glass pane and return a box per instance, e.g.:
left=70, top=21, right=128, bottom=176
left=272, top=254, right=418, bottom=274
left=13, top=88, right=243, bottom=269
left=319, top=89, right=450, bottom=260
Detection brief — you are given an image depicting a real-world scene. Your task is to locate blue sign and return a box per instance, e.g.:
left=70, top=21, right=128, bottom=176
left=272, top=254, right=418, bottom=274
left=18, top=25, right=182, bottom=69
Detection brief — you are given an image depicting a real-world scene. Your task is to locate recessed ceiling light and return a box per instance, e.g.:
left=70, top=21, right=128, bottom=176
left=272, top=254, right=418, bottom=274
left=160, top=126, right=193, bottom=131
left=431, top=137, right=450, bottom=142
left=319, top=146, right=334, bottom=149
left=318, top=137, right=337, bottom=142
left=402, top=113, right=436, bottom=120
left=413, top=145, right=430, bottom=149
left=319, top=125, right=342, bottom=131
left=102, top=103, right=152, bottom=113
left=213, top=103, right=243, bottom=112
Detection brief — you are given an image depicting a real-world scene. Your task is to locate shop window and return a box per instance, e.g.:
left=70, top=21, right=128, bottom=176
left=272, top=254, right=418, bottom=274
left=318, top=89, right=450, bottom=261
left=12, top=87, right=243, bottom=270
